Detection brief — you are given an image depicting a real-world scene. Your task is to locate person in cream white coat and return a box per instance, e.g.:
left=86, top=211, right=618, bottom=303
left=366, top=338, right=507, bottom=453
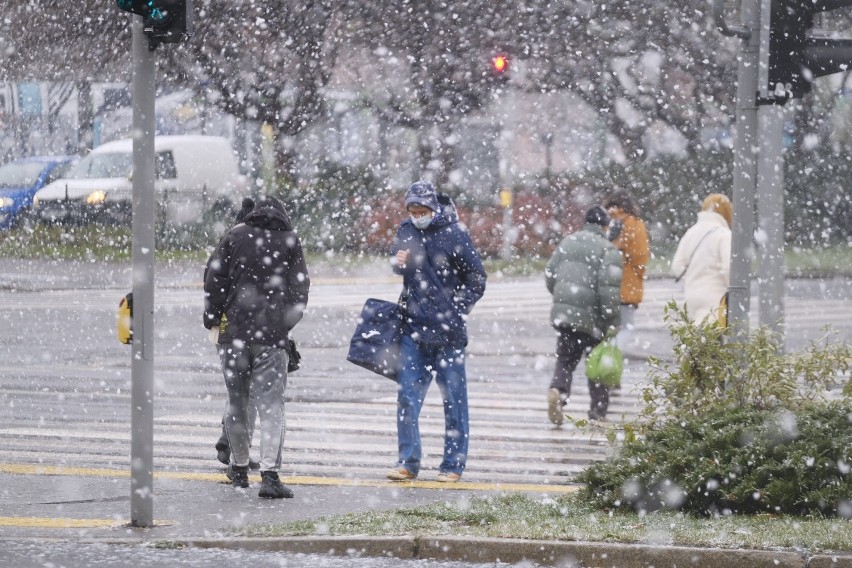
left=670, top=194, right=733, bottom=324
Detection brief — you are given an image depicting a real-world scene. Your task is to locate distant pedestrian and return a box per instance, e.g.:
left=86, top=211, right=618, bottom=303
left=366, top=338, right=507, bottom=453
left=670, top=193, right=732, bottom=324
left=545, top=205, right=622, bottom=425
left=603, top=191, right=650, bottom=352
left=204, top=196, right=310, bottom=498
left=387, top=181, right=487, bottom=483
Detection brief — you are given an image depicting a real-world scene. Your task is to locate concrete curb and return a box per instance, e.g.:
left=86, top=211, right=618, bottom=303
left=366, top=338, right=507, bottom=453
left=421, top=537, right=801, bottom=567
left=183, top=536, right=417, bottom=558
left=146, top=536, right=852, bottom=567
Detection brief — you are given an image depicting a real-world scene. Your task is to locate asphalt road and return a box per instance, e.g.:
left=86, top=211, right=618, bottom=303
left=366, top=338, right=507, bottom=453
left=0, top=258, right=849, bottom=545
left=0, top=258, right=849, bottom=481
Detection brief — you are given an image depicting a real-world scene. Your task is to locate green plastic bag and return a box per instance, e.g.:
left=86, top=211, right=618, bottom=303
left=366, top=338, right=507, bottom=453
left=585, top=337, right=623, bottom=387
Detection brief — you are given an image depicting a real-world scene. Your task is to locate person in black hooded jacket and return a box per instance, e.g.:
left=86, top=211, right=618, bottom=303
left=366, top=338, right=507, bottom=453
left=204, top=196, right=309, bottom=498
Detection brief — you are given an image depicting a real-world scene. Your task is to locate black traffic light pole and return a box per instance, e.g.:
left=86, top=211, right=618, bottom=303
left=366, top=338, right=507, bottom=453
left=130, top=14, right=157, bottom=528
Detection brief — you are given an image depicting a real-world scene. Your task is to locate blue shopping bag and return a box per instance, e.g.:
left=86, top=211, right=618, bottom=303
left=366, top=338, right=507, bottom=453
left=347, top=298, right=404, bottom=381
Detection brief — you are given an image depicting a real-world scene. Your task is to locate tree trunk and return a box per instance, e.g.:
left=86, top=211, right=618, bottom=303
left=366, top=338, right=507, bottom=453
left=76, top=81, right=94, bottom=153
left=273, top=129, right=299, bottom=187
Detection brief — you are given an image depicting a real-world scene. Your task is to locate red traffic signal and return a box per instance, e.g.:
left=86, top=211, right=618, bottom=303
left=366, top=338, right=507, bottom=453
left=491, top=54, right=509, bottom=75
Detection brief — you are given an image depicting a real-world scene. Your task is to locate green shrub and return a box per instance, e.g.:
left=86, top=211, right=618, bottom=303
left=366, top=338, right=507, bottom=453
left=576, top=302, right=852, bottom=517
left=577, top=403, right=852, bottom=517
left=272, top=161, right=386, bottom=253
left=784, top=149, right=852, bottom=247
left=559, top=148, right=852, bottom=248
left=639, top=302, right=851, bottom=429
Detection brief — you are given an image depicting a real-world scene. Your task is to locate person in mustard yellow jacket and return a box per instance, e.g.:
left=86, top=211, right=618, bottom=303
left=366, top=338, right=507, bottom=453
left=604, top=191, right=650, bottom=352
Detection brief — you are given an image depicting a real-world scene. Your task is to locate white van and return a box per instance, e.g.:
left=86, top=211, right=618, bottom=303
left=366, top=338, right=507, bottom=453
left=34, top=135, right=245, bottom=225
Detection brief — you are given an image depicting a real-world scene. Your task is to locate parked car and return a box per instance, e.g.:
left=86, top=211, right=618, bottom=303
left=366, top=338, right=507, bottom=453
left=0, top=156, right=78, bottom=230
left=33, top=135, right=245, bottom=225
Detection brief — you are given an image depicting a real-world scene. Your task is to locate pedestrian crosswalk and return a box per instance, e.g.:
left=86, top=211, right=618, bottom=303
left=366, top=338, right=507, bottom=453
left=0, top=276, right=849, bottom=489
left=0, top=371, right=639, bottom=486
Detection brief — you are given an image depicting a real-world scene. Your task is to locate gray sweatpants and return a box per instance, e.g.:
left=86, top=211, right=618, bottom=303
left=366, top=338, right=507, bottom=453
left=219, top=342, right=288, bottom=472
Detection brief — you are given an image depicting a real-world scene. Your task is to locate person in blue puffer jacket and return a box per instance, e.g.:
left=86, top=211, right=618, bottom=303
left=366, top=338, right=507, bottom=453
left=386, top=181, right=487, bottom=483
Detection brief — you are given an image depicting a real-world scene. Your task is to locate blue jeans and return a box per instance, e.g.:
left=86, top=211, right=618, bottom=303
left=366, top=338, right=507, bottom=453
left=396, top=334, right=469, bottom=476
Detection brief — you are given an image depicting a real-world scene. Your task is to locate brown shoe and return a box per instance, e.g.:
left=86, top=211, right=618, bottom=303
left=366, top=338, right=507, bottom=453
left=386, top=468, right=416, bottom=481
left=435, top=472, right=461, bottom=483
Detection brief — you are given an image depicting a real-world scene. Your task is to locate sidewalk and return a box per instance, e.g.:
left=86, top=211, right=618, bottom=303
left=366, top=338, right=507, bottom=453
left=3, top=471, right=851, bottom=567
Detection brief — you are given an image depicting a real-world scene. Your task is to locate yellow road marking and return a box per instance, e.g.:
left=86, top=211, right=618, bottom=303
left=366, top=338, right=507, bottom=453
left=0, top=517, right=122, bottom=528
left=0, top=464, right=578, bottom=494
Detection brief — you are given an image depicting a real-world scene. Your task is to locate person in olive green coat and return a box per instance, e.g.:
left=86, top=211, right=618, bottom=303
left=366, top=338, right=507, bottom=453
left=545, top=205, right=623, bottom=424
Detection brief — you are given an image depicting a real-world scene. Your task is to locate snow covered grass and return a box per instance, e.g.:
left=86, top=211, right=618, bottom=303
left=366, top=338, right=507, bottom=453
left=0, top=223, right=134, bottom=260
left=0, top=223, right=205, bottom=261
left=236, top=492, right=852, bottom=553
left=786, top=245, right=852, bottom=277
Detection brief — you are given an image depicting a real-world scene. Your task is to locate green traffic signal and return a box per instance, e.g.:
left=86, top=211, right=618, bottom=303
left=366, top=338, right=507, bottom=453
left=115, top=0, right=192, bottom=46
left=115, top=0, right=150, bottom=17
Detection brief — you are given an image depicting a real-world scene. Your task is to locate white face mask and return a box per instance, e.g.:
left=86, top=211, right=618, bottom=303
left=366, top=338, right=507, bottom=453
left=410, top=213, right=433, bottom=229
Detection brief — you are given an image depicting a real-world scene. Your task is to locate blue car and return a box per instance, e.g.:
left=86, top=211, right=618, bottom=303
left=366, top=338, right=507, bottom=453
left=0, top=156, right=78, bottom=229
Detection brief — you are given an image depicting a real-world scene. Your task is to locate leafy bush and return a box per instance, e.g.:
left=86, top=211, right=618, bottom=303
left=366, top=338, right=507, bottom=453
left=576, top=302, right=852, bottom=517
left=273, top=161, right=385, bottom=253
left=561, top=148, right=852, bottom=249
left=560, top=152, right=734, bottom=246
left=577, top=403, right=852, bottom=517
left=639, top=302, right=851, bottom=429
left=784, top=149, right=852, bottom=247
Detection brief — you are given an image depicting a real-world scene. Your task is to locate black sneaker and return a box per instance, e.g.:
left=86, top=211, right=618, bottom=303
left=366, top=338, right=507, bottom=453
left=249, top=459, right=260, bottom=470
left=227, top=464, right=250, bottom=489
left=258, top=471, right=293, bottom=499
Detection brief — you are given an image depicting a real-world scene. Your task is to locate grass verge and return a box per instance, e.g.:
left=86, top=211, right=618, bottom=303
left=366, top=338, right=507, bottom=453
left=235, top=493, right=852, bottom=553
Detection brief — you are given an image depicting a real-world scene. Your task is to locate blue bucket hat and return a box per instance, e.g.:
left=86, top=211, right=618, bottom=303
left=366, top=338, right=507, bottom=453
left=404, top=181, right=439, bottom=212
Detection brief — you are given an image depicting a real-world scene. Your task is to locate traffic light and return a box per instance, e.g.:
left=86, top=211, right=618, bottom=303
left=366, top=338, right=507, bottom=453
left=115, top=0, right=192, bottom=47
left=763, top=0, right=852, bottom=102
left=115, top=0, right=150, bottom=16
left=491, top=53, right=510, bottom=82
left=145, top=0, right=192, bottom=45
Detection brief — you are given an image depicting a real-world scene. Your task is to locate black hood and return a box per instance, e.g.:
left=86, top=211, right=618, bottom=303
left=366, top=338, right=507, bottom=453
left=244, top=201, right=293, bottom=232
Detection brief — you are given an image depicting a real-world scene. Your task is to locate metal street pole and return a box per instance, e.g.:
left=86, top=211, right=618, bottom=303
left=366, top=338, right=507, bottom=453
left=756, top=104, right=786, bottom=339
left=500, top=187, right=513, bottom=260
left=727, top=0, right=761, bottom=340
left=130, top=15, right=156, bottom=528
